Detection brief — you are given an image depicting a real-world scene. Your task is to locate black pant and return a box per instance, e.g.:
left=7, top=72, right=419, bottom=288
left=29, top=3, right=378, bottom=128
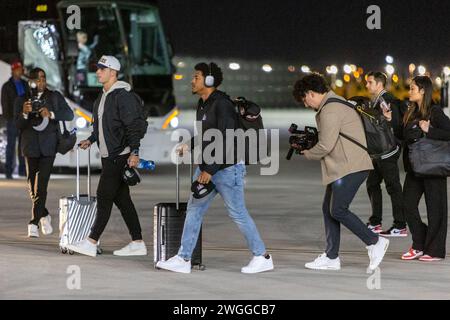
left=403, top=172, right=448, bottom=258
left=323, top=171, right=379, bottom=259
left=26, top=156, right=55, bottom=225
left=89, top=154, right=142, bottom=241
left=5, top=119, right=26, bottom=177
left=367, top=152, right=406, bottom=228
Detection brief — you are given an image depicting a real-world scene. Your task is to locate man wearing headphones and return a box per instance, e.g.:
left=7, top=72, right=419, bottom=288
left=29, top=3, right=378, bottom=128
left=156, top=62, right=274, bottom=274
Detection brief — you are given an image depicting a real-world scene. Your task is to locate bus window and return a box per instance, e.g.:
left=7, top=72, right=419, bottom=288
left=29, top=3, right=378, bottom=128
left=20, top=22, right=63, bottom=91
left=120, top=7, right=170, bottom=76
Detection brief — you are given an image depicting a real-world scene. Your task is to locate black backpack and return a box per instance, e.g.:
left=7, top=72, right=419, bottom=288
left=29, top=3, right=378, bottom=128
left=323, top=97, right=398, bottom=160
left=232, top=97, right=265, bottom=164
left=233, top=97, right=264, bottom=131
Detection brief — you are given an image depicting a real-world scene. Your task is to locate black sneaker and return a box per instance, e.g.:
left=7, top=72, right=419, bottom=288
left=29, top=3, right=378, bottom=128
left=367, top=223, right=383, bottom=234
left=380, top=226, right=408, bottom=237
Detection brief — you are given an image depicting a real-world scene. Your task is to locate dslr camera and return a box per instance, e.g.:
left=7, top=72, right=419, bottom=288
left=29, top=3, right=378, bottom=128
left=286, top=124, right=318, bottom=160
left=29, top=82, right=46, bottom=118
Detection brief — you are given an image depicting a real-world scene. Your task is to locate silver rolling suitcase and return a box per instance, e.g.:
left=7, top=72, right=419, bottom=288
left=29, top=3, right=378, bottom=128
left=59, top=146, right=102, bottom=254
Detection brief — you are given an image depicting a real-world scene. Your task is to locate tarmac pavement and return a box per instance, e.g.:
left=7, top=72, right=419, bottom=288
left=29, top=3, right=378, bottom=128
left=1, top=144, right=450, bottom=299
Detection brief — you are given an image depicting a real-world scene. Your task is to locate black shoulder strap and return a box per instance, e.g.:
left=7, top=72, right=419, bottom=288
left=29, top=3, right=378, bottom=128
left=50, top=91, right=69, bottom=133
left=322, top=97, right=356, bottom=109
left=209, top=95, right=235, bottom=115
left=339, top=132, right=368, bottom=152
left=321, top=97, right=368, bottom=152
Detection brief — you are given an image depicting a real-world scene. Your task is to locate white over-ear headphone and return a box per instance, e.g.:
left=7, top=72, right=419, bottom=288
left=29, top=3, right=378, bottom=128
left=204, top=63, right=215, bottom=87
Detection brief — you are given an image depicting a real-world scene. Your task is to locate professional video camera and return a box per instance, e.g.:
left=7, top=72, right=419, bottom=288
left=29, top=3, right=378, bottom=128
left=286, top=124, right=318, bottom=160
left=29, top=82, right=46, bottom=118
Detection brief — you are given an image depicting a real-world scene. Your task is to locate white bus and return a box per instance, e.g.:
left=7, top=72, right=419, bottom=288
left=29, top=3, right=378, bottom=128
left=1, top=0, right=179, bottom=170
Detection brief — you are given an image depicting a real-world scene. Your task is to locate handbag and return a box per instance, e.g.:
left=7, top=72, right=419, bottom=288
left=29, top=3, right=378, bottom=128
left=57, top=121, right=77, bottom=155
left=409, top=137, right=450, bottom=177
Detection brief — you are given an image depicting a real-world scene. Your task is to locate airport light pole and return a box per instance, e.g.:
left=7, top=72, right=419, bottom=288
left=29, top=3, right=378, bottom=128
left=327, top=65, right=338, bottom=89
left=385, top=64, right=395, bottom=89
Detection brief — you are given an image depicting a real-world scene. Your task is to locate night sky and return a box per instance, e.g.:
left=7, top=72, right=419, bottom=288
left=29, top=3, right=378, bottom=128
left=159, top=0, right=450, bottom=74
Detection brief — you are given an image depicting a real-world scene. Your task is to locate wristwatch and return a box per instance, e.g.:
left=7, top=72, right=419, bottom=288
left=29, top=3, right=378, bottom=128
left=131, top=149, right=139, bottom=156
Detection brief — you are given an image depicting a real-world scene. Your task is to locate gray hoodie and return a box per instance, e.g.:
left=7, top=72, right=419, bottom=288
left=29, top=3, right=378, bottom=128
left=98, top=81, right=131, bottom=158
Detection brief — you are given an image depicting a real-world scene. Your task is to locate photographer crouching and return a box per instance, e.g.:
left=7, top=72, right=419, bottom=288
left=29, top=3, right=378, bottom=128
left=14, top=68, right=74, bottom=238
left=291, top=73, right=389, bottom=272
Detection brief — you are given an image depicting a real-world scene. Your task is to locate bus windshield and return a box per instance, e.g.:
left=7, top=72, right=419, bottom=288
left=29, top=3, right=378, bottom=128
left=60, top=3, right=170, bottom=88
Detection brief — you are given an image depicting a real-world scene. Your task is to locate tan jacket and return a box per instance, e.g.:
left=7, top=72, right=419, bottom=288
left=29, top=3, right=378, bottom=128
left=303, top=91, right=373, bottom=185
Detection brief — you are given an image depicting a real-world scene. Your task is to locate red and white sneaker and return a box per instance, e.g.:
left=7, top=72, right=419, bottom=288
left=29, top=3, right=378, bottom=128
left=380, top=227, right=408, bottom=237
left=401, top=248, right=424, bottom=260
left=367, top=223, right=383, bottom=234
left=419, top=255, right=442, bottom=262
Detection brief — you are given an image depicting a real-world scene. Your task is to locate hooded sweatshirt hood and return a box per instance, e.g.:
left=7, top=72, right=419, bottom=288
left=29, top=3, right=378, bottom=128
left=104, top=80, right=131, bottom=94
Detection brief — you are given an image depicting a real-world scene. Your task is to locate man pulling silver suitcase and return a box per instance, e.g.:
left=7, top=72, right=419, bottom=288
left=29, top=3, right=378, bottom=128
left=59, top=146, right=102, bottom=255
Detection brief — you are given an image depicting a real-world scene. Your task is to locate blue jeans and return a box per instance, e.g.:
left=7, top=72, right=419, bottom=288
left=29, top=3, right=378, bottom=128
left=178, top=164, right=266, bottom=260
left=323, top=170, right=379, bottom=259
left=5, top=120, right=25, bottom=177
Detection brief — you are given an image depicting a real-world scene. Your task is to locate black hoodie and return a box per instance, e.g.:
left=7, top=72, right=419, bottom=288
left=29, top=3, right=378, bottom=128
left=191, top=90, right=238, bottom=175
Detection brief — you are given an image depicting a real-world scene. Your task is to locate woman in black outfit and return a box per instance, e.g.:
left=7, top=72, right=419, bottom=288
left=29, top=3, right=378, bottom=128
left=400, top=76, right=450, bottom=261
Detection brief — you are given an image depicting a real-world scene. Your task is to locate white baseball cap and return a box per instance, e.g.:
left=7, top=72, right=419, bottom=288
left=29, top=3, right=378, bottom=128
left=97, top=55, right=121, bottom=71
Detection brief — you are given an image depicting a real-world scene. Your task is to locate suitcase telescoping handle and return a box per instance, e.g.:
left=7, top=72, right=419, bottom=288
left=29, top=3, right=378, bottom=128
left=76, top=145, right=91, bottom=201
left=175, top=152, right=193, bottom=210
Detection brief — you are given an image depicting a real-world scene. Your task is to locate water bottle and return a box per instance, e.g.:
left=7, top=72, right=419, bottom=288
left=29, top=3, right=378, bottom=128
left=137, top=159, right=156, bottom=171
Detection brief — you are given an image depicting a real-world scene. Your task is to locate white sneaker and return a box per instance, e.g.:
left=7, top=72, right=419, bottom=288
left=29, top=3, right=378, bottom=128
left=27, top=224, right=39, bottom=238
left=67, top=239, right=97, bottom=257
left=113, top=241, right=147, bottom=256
left=40, top=215, right=53, bottom=235
left=366, top=237, right=389, bottom=272
left=241, top=255, right=274, bottom=274
left=305, top=253, right=341, bottom=270
left=156, top=255, right=191, bottom=274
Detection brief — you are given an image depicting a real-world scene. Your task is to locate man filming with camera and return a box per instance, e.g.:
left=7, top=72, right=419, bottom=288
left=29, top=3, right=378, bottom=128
left=14, top=67, right=74, bottom=238
left=292, top=73, right=389, bottom=272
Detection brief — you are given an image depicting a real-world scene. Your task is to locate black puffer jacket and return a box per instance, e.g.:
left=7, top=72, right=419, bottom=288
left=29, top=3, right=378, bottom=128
left=88, top=82, right=145, bottom=159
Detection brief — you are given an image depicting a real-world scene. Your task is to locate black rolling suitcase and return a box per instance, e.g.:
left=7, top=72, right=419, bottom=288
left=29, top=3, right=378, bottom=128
left=154, top=157, right=204, bottom=270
